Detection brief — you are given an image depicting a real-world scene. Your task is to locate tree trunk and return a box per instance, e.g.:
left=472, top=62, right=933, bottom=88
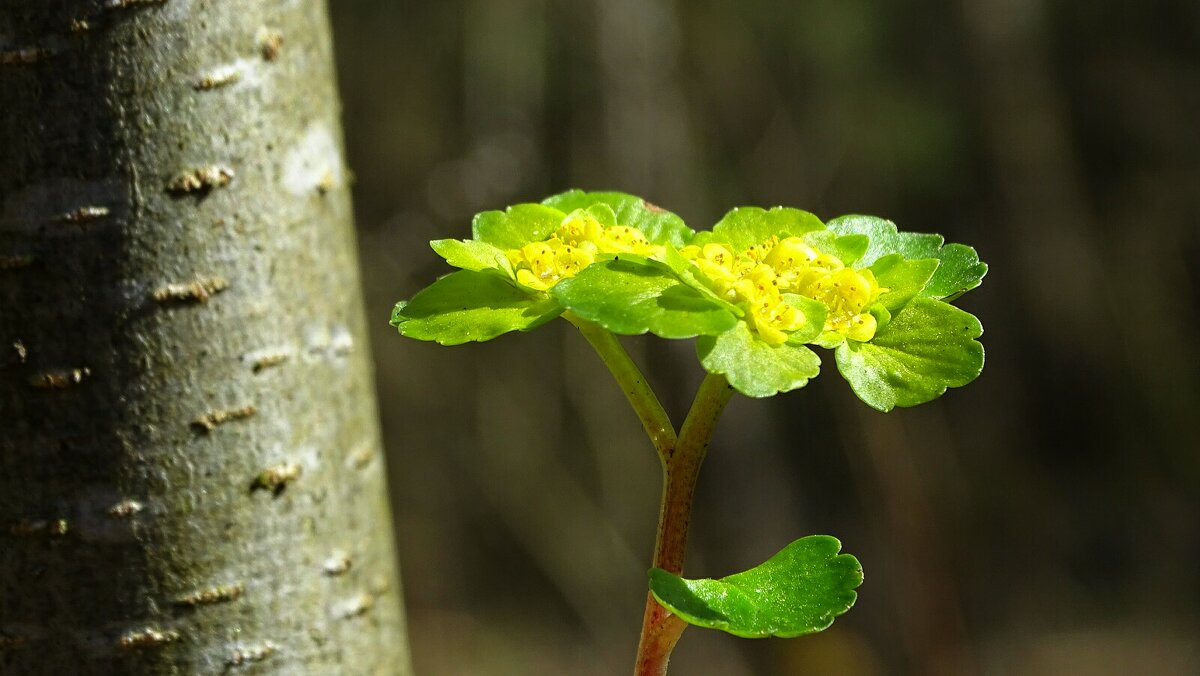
left=0, top=1, right=410, bottom=674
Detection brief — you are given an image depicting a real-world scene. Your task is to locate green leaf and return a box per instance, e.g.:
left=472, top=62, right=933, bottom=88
left=391, top=270, right=561, bottom=345
left=649, top=535, right=862, bottom=639
left=782, top=294, right=829, bottom=345
left=552, top=257, right=737, bottom=339
left=688, top=230, right=716, bottom=247
left=835, top=297, right=984, bottom=411
left=825, top=215, right=987, bottom=299
left=697, top=323, right=821, bottom=397
left=711, top=207, right=825, bottom=251
left=803, top=231, right=870, bottom=266
left=585, top=203, right=618, bottom=226
left=869, top=254, right=939, bottom=313
left=471, top=203, right=565, bottom=250
left=430, top=239, right=513, bottom=275
left=811, top=331, right=846, bottom=350
left=926, top=243, right=989, bottom=300
left=659, top=244, right=745, bottom=317
left=542, top=189, right=694, bottom=248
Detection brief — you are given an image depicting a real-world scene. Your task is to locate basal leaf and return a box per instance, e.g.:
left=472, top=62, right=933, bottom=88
left=825, top=215, right=987, bottom=300
left=869, top=254, right=939, bottom=313
left=552, top=257, right=737, bottom=339
left=391, top=270, right=561, bottom=345
left=471, top=203, right=565, bottom=250
left=542, top=189, right=694, bottom=248
left=649, top=535, right=862, bottom=639
left=430, top=239, right=513, bottom=275
left=835, top=297, right=984, bottom=411
left=697, top=323, right=821, bottom=398
left=711, top=207, right=825, bottom=251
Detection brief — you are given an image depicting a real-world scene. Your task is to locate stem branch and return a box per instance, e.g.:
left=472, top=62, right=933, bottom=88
left=566, top=316, right=733, bottom=676
left=565, top=312, right=677, bottom=458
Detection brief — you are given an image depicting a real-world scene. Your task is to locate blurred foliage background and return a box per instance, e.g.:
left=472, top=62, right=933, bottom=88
left=329, top=1, right=1200, bottom=673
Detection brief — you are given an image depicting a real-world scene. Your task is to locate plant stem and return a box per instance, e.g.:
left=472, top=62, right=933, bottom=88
left=565, top=315, right=733, bottom=675
left=564, top=312, right=677, bottom=458
left=634, top=372, right=733, bottom=676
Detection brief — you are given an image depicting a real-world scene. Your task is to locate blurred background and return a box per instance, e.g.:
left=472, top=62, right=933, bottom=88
left=329, top=1, right=1200, bottom=673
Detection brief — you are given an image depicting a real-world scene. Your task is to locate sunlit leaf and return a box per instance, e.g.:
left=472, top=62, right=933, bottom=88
left=391, top=270, right=561, bottom=345
left=835, top=297, right=984, bottom=411
left=553, top=257, right=737, bottom=339
left=472, top=203, right=565, bottom=250
left=649, top=536, right=862, bottom=639
left=826, top=215, right=987, bottom=299
left=711, top=206, right=825, bottom=251
left=430, top=238, right=513, bottom=275
left=698, top=323, right=821, bottom=397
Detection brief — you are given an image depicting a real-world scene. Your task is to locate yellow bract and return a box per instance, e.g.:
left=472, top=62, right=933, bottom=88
left=506, top=211, right=664, bottom=291
left=682, top=236, right=885, bottom=344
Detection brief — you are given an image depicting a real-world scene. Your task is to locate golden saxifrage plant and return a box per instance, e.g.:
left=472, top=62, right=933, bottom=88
left=391, top=190, right=987, bottom=675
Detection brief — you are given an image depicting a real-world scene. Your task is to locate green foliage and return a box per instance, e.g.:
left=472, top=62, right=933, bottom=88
left=803, top=230, right=870, bottom=266
left=552, top=257, right=738, bottom=339
left=697, top=323, right=821, bottom=398
left=835, top=297, right=985, bottom=411
left=471, top=203, right=563, bottom=250
left=390, top=270, right=560, bottom=345
left=869, top=255, right=940, bottom=313
left=648, top=536, right=863, bottom=638
left=825, top=215, right=987, bottom=300
left=711, top=206, right=824, bottom=250
left=430, top=238, right=512, bottom=274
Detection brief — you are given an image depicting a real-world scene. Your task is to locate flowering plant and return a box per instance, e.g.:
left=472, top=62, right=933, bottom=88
left=392, top=190, right=986, bottom=674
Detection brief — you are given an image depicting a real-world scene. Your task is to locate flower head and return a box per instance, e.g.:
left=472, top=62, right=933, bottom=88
left=682, top=235, right=885, bottom=344
left=506, top=210, right=665, bottom=291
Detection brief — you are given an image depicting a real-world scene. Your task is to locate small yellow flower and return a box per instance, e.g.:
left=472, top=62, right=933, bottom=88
left=505, top=210, right=663, bottom=291
left=804, top=267, right=882, bottom=341
left=683, top=234, right=886, bottom=343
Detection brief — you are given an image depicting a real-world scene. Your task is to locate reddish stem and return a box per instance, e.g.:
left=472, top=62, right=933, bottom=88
left=634, top=373, right=733, bottom=676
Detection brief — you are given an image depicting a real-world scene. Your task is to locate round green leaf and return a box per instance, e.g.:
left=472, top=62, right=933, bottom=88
left=697, top=323, right=821, bottom=398
left=542, top=189, right=694, bottom=248
left=649, top=536, right=863, bottom=639
left=552, top=257, right=737, bottom=339
left=711, top=206, right=825, bottom=251
left=471, top=203, right=565, bottom=250
left=825, top=215, right=987, bottom=300
left=391, top=270, right=561, bottom=345
left=834, top=297, right=984, bottom=411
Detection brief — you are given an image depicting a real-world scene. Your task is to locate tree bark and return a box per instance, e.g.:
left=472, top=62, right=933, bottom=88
left=0, top=1, right=411, bottom=674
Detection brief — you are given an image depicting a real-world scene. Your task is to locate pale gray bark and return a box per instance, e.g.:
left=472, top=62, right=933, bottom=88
left=0, top=1, right=410, bottom=674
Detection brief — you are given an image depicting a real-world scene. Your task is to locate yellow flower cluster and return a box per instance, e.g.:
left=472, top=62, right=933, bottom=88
left=506, top=211, right=664, bottom=291
left=681, top=236, right=885, bottom=344
left=505, top=209, right=884, bottom=345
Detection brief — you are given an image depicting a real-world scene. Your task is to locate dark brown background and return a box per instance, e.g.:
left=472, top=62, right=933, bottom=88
left=331, top=1, right=1200, bottom=673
